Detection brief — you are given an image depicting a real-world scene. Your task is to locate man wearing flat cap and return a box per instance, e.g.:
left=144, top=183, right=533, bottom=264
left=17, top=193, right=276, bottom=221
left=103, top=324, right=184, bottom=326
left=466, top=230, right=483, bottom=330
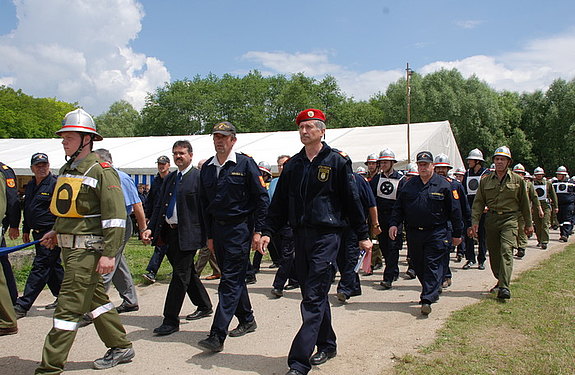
left=13, top=153, right=63, bottom=319
left=198, top=121, right=269, bottom=352
left=142, top=155, right=172, bottom=284
left=261, top=109, right=372, bottom=375
left=389, top=151, right=463, bottom=316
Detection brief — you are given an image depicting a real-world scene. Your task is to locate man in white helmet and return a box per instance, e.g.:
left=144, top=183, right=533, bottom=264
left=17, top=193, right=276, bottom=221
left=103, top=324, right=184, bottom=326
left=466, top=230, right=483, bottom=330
left=364, top=153, right=379, bottom=182
left=462, top=148, right=489, bottom=270
left=553, top=166, right=575, bottom=242
left=364, top=153, right=383, bottom=272
left=470, top=146, right=532, bottom=300
left=36, top=109, right=134, bottom=373
left=512, top=164, right=542, bottom=258
left=532, top=167, right=558, bottom=249
left=369, top=148, right=406, bottom=289
left=433, top=154, right=470, bottom=289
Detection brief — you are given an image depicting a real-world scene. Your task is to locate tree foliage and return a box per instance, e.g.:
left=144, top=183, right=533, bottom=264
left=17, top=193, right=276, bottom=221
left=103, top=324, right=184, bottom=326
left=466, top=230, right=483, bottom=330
left=94, top=100, right=141, bottom=137
left=0, top=86, right=76, bottom=138
left=3, top=69, right=575, bottom=174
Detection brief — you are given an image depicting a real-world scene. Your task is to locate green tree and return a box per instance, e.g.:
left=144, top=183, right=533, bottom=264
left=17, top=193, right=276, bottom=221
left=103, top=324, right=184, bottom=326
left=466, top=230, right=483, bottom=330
left=95, top=100, right=141, bottom=137
left=0, top=86, right=76, bottom=138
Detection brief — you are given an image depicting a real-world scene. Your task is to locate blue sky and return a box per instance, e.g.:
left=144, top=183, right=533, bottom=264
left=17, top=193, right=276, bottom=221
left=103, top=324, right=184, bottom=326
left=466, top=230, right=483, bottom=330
left=1, top=0, right=575, bottom=114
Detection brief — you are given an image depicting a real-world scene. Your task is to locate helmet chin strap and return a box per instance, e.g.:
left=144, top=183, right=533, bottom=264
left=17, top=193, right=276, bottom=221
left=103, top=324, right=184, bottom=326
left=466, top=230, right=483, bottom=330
left=66, top=133, right=94, bottom=162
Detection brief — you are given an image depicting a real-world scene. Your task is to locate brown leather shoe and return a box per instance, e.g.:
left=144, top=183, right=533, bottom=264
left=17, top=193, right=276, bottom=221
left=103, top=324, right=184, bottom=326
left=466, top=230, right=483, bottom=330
left=205, top=274, right=221, bottom=280
left=0, top=326, right=18, bottom=336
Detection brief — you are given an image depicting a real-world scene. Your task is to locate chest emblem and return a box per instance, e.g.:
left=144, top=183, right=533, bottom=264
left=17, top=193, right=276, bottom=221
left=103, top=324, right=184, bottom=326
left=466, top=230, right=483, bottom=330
left=318, top=166, right=331, bottom=182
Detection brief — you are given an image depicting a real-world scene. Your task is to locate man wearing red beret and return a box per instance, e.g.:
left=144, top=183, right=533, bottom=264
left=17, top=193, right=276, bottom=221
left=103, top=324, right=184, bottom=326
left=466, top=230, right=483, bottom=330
left=261, top=109, right=372, bottom=375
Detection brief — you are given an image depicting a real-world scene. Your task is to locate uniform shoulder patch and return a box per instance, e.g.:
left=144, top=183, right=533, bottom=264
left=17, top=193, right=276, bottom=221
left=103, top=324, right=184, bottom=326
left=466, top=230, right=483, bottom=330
left=6, top=178, right=15, bottom=188
left=2, top=165, right=8, bottom=170
left=99, top=162, right=111, bottom=168
left=452, top=189, right=459, bottom=200
left=258, top=175, right=266, bottom=188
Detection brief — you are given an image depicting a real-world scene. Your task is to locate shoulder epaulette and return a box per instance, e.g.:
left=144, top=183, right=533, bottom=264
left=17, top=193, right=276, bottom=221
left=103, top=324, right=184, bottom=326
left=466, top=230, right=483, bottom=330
left=332, top=148, right=349, bottom=159
left=240, top=152, right=253, bottom=158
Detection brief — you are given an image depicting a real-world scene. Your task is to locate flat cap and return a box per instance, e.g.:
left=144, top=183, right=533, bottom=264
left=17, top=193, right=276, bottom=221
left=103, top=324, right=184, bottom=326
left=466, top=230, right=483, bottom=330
left=31, top=153, right=49, bottom=165
left=212, top=121, right=237, bottom=136
left=156, top=155, right=170, bottom=164
left=416, top=151, right=433, bottom=163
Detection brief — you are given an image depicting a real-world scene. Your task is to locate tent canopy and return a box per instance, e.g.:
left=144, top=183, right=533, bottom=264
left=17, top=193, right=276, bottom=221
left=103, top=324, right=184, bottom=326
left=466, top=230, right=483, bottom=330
left=0, top=120, right=463, bottom=176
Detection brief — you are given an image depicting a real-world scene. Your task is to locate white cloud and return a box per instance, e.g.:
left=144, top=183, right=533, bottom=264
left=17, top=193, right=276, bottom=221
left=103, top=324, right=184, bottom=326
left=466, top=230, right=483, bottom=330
left=243, top=29, right=575, bottom=100
left=0, top=0, right=170, bottom=114
left=421, top=30, right=575, bottom=92
left=242, top=50, right=402, bottom=100
left=455, top=20, right=483, bottom=29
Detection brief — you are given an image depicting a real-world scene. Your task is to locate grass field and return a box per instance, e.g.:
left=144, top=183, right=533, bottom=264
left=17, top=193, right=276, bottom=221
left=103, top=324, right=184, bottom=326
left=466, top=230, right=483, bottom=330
left=8, top=237, right=224, bottom=290
left=394, top=243, right=575, bottom=375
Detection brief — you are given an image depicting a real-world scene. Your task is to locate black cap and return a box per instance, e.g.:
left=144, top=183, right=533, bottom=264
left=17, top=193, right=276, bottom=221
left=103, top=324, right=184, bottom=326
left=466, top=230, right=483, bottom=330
left=416, top=151, right=433, bottom=163
left=212, top=121, right=237, bottom=136
left=156, top=155, right=170, bottom=164
left=31, top=153, right=49, bottom=165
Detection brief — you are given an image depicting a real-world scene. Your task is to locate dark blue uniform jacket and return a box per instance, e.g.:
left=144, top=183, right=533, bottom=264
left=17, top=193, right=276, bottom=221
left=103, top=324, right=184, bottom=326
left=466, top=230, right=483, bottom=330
left=390, top=173, right=463, bottom=238
left=22, top=173, right=57, bottom=232
left=264, top=142, right=368, bottom=240
left=199, top=153, right=269, bottom=239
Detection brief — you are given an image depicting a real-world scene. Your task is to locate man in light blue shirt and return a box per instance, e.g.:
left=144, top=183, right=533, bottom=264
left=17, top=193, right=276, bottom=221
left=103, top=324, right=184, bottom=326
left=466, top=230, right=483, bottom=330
left=95, top=149, right=147, bottom=313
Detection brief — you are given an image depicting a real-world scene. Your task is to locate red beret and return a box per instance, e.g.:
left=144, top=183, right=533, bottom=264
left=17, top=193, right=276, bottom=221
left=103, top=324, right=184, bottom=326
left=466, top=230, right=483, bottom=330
left=296, top=108, right=326, bottom=125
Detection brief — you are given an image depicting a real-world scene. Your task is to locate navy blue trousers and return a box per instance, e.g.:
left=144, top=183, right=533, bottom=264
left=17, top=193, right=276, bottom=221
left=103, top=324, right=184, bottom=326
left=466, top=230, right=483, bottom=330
left=145, top=244, right=168, bottom=274
left=558, top=203, right=574, bottom=239
left=336, top=227, right=360, bottom=297
left=272, top=227, right=297, bottom=290
left=465, top=213, right=487, bottom=263
left=210, top=220, right=254, bottom=341
left=406, top=227, right=449, bottom=304
left=16, top=229, right=63, bottom=311
left=377, top=216, right=403, bottom=283
left=288, top=228, right=340, bottom=375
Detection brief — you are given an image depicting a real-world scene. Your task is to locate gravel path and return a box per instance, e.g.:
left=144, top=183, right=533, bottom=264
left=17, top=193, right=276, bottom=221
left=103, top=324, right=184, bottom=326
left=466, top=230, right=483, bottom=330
left=1, top=231, right=567, bottom=375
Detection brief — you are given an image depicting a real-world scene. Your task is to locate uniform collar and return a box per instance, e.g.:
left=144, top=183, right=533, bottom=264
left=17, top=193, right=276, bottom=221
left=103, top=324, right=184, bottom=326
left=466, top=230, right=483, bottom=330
left=67, top=152, right=99, bottom=173
left=209, top=152, right=237, bottom=168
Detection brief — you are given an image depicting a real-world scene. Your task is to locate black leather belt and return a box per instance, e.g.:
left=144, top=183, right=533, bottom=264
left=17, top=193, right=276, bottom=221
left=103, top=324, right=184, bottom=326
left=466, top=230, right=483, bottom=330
left=167, top=223, right=178, bottom=229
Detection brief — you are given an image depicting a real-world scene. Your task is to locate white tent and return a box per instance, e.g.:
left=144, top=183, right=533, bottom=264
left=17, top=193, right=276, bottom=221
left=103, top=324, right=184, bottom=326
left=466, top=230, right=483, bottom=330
left=0, top=120, right=463, bottom=185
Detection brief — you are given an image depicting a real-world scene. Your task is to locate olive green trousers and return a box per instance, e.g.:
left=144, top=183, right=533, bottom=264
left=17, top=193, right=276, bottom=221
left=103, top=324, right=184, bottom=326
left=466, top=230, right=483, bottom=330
left=35, top=247, right=131, bottom=375
left=485, top=212, right=518, bottom=290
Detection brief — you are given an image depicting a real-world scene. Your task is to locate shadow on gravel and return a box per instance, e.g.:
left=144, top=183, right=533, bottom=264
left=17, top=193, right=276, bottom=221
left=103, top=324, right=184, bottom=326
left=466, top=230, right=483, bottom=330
left=188, top=351, right=285, bottom=375
left=0, top=355, right=95, bottom=373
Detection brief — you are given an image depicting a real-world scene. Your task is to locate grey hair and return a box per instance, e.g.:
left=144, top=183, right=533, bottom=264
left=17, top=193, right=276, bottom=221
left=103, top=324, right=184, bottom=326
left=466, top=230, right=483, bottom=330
left=313, top=120, right=326, bottom=130
left=94, top=148, right=112, bottom=164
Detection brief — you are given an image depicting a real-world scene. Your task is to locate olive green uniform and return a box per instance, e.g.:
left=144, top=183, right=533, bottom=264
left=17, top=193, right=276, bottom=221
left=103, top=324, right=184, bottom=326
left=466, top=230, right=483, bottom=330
left=0, top=172, right=17, bottom=331
left=36, top=153, right=131, bottom=375
left=533, top=178, right=558, bottom=245
left=517, top=180, right=540, bottom=249
left=471, top=169, right=532, bottom=290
